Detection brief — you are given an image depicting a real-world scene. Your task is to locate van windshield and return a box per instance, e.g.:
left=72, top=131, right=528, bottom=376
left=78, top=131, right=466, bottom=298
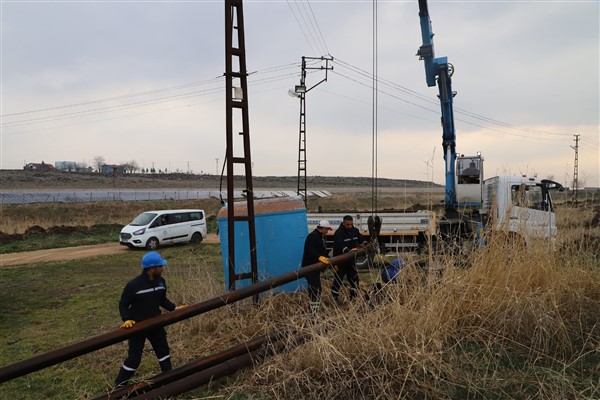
left=130, top=213, right=158, bottom=226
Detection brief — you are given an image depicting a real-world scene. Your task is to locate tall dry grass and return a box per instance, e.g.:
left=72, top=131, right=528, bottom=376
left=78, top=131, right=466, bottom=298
left=159, top=207, right=599, bottom=399
left=0, top=199, right=222, bottom=233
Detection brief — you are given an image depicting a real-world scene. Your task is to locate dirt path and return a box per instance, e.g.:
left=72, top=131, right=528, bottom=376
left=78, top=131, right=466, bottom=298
left=0, top=234, right=220, bottom=268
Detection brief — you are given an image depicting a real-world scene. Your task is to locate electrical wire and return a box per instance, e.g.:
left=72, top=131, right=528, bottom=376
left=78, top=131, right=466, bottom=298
left=2, top=68, right=302, bottom=130
left=286, top=0, right=319, bottom=56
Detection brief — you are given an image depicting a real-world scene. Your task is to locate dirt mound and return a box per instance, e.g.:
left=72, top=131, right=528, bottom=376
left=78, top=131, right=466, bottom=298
left=24, top=225, right=46, bottom=235
left=1, top=224, right=124, bottom=244
left=0, top=232, right=24, bottom=244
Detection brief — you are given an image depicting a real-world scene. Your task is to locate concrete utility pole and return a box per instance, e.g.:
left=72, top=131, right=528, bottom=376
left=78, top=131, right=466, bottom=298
left=215, top=158, right=219, bottom=175
left=570, top=134, right=580, bottom=206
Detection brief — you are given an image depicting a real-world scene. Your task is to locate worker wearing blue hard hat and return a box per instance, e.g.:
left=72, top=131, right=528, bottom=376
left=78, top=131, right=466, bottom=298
left=382, top=258, right=405, bottom=284
left=114, top=251, right=185, bottom=388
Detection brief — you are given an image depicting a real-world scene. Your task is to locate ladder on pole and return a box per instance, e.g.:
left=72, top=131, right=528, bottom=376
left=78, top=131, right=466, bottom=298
left=225, top=0, right=258, bottom=296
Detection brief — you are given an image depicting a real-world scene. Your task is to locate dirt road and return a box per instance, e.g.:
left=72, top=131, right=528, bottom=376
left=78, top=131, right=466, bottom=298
left=0, top=234, right=220, bottom=268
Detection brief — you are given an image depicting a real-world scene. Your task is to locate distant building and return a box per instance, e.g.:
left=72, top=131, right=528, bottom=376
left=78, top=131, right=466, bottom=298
left=23, top=162, right=56, bottom=171
left=55, top=161, right=93, bottom=173
left=55, top=161, right=78, bottom=172
left=101, top=164, right=126, bottom=174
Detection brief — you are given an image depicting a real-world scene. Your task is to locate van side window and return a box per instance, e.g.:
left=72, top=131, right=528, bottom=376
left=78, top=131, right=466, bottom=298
left=190, top=212, right=203, bottom=221
left=178, top=213, right=190, bottom=223
left=168, top=213, right=182, bottom=224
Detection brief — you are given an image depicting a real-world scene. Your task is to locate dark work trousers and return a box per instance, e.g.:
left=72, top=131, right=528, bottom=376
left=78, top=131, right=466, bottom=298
left=331, top=263, right=359, bottom=301
left=305, top=270, right=322, bottom=303
left=114, top=327, right=172, bottom=387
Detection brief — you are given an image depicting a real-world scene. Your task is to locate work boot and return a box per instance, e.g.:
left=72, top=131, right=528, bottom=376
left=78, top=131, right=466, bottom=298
left=114, top=366, right=135, bottom=388
left=159, top=357, right=172, bottom=373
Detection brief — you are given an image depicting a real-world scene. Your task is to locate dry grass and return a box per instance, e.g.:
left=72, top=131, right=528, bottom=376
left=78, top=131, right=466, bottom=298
left=0, top=199, right=223, bottom=234
left=151, top=206, right=600, bottom=400
left=2, top=190, right=598, bottom=399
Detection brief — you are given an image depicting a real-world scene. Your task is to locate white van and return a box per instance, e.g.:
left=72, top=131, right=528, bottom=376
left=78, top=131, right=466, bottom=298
left=119, top=209, right=207, bottom=249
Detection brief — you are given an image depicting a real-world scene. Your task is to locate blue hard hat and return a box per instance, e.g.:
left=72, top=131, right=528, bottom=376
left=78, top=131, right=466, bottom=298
left=381, top=265, right=399, bottom=283
left=141, top=251, right=167, bottom=269
left=382, top=258, right=405, bottom=283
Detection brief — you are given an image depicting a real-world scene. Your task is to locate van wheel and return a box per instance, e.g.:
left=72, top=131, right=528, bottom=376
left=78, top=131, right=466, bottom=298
left=146, top=237, right=160, bottom=250
left=190, top=233, right=203, bottom=245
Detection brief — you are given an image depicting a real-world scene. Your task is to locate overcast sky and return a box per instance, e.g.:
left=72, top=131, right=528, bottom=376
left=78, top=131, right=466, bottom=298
left=1, top=0, right=598, bottom=188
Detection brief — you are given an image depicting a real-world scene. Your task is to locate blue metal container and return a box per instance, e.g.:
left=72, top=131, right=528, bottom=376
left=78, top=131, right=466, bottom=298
left=217, top=197, right=308, bottom=293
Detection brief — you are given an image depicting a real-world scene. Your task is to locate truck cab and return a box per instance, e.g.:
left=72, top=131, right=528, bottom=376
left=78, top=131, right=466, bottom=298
left=481, top=176, right=560, bottom=244
left=456, top=154, right=484, bottom=207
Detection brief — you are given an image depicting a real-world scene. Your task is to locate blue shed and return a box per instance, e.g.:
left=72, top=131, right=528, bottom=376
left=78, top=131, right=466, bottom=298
left=217, top=197, right=308, bottom=293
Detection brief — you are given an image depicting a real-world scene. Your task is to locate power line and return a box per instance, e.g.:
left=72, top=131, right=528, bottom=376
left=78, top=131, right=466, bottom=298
left=331, top=59, right=581, bottom=142
left=305, top=0, right=330, bottom=55
left=2, top=62, right=300, bottom=119
left=286, top=0, right=320, bottom=56
left=2, top=68, right=302, bottom=129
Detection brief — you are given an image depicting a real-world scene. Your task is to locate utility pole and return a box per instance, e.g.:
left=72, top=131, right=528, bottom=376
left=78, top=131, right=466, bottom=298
left=570, top=134, right=580, bottom=206
left=291, top=55, right=333, bottom=209
left=215, top=158, right=219, bottom=175
left=225, top=0, right=258, bottom=299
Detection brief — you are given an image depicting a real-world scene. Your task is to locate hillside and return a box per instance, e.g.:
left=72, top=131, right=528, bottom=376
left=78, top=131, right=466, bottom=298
left=0, top=169, right=440, bottom=190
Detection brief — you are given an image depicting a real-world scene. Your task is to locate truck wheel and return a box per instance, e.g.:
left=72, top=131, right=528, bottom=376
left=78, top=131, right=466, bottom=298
left=190, top=232, right=203, bottom=245
left=146, top=237, right=160, bottom=250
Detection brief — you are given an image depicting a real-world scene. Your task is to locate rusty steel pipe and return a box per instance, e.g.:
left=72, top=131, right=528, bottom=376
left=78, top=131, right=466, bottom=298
left=128, top=333, right=309, bottom=400
left=0, top=245, right=372, bottom=383
left=92, top=332, right=284, bottom=400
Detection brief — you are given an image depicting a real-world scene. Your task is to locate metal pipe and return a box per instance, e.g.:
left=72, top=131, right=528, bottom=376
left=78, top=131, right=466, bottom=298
left=92, top=333, right=283, bottom=400
left=129, top=333, right=308, bottom=400
left=0, top=246, right=372, bottom=383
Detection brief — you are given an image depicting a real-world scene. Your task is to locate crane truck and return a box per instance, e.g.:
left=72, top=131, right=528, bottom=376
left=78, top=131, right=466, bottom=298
left=415, top=0, right=562, bottom=250
left=307, top=0, right=563, bottom=258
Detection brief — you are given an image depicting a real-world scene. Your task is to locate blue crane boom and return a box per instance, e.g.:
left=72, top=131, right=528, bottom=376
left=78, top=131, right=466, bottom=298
left=416, top=0, right=457, bottom=213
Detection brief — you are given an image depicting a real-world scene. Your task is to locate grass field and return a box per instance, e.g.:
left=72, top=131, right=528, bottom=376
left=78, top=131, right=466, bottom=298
left=0, top=193, right=598, bottom=399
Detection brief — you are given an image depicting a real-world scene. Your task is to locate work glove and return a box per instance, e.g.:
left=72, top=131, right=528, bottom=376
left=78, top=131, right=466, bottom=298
left=121, top=320, right=136, bottom=329
left=351, top=248, right=358, bottom=251
left=176, top=305, right=187, bottom=309
left=318, top=256, right=329, bottom=264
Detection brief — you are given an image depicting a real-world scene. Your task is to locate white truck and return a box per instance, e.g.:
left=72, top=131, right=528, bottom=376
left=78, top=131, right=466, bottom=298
left=308, top=155, right=563, bottom=255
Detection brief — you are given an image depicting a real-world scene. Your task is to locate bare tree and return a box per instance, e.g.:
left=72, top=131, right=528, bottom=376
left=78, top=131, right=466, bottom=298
left=93, top=156, right=105, bottom=172
left=128, top=160, right=139, bottom=173
left=76, top=160, right=89, bottom=172
left=120, top=160, right=139, bottom=174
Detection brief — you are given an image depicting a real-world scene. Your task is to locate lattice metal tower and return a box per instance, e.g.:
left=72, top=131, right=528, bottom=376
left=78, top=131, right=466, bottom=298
left=571, top=134, right=580, bottom=205
left=225, top=0, right=258, bottom=293
left=292, top=56, right=333, bottom=208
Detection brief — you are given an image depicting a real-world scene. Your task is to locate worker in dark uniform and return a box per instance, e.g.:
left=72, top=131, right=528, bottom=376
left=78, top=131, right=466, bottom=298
left=114, top=251, right=184, bottom=388
left=301, top=220, right=332, bottom=313
left=331, top=215, right=364, bottom=302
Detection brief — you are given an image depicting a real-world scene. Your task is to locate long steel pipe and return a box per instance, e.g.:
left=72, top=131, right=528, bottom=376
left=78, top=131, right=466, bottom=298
left=0, top=246, right=371, bottom=383
left=91, top=332, right=284, bottom=400
left=128, top=333, right=309, bottom=400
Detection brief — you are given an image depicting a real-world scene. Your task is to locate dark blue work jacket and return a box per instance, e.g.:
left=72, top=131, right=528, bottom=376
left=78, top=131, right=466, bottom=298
left=119, top=271, right=176, bottom=322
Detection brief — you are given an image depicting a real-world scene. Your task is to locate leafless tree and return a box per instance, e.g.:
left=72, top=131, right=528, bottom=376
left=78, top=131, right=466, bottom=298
left=93, top=156, right=105, bottom=172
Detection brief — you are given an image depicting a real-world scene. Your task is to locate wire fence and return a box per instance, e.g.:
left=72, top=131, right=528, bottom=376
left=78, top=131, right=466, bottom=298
left=0, top=190, right=330, bottom=205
